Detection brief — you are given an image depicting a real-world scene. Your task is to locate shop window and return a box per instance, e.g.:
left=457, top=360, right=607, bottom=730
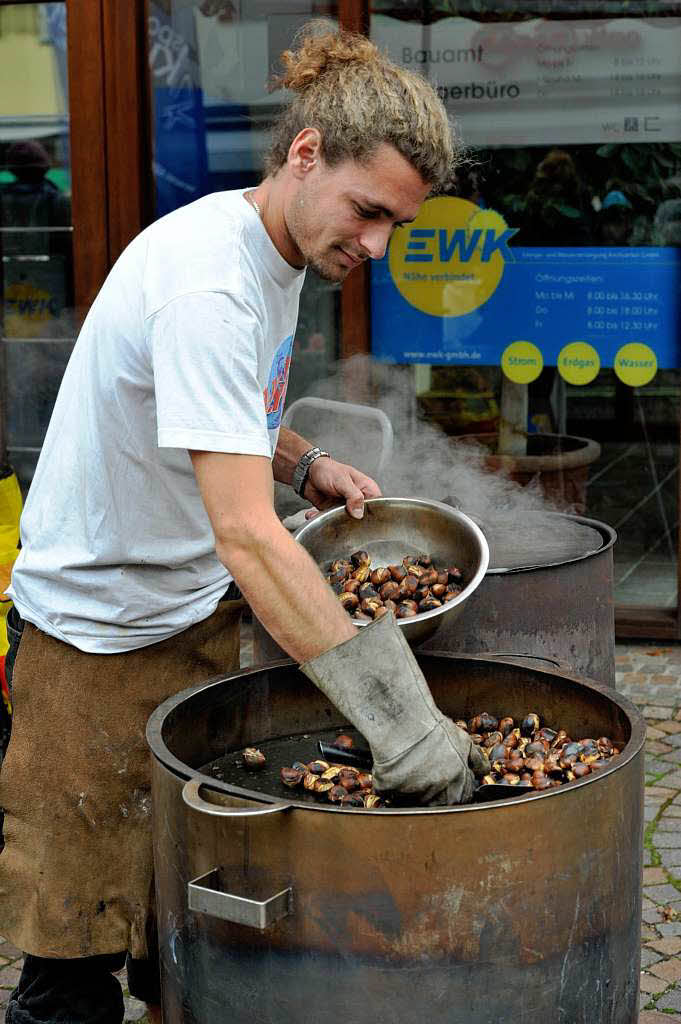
left=0, top=1, right=73, bottom=492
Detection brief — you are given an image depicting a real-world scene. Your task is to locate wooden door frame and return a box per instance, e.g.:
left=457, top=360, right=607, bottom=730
left=66, top=0, right=152, bottom=309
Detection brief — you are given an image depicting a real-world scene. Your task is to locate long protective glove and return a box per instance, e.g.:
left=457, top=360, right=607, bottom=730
left=300, top=612, right=488, bottom=805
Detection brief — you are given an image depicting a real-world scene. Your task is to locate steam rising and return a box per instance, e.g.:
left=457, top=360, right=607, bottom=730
left=283, top=354, right=564, bottom=522
left=280, top=356, right=605, bottom=568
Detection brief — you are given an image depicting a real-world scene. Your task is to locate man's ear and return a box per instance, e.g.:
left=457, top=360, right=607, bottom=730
left=288, top=127, right=322, bottom=179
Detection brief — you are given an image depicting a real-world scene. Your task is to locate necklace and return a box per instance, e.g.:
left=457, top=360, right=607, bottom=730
left=246, top=191, right=261, bottom=218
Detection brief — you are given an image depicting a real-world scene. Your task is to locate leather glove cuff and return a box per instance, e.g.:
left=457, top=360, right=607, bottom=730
left=300, top=613, right=441, bottom=764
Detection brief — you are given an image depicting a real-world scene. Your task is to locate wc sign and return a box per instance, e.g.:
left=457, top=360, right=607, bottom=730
left=388, top=196, right=517, bottom=316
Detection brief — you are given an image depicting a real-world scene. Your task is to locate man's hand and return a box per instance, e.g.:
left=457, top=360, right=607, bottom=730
left=272, top=427, right=381, bottom=521
left=303, top=457, right=381, bottom=520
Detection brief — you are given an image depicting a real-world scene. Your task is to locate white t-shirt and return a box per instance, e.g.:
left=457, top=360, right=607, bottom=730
left=8, top=190, right=306, bottom=652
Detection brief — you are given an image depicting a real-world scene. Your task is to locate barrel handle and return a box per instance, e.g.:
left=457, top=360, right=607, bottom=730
left=182, top=776, right=293, bottom=817
left=188, top=868, right=293, bottom=929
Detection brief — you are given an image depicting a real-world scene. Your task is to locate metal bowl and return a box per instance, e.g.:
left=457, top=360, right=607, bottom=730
left=294, top=497, right=490, bottom=645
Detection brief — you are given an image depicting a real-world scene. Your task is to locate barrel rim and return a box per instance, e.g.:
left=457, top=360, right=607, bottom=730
left=485, top=512, right=617, bottom=575
left=147, top=652, right=645, bottom=816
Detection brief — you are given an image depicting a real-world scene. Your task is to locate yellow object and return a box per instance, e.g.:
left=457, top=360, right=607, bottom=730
left=614, top=342, right=657, bottom=387
left=388, top=197, right=513, bottom=317
left=0, top=469, right=22, bottom=661
left=558, top=342, right=601, bottom=386
left=501, top=341, right=544, bottom=384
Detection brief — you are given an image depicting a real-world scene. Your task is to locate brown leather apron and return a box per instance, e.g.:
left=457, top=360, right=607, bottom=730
left=0, top=599, right=243, bottom=959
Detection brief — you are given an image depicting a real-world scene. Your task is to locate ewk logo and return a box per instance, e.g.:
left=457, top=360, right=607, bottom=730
left=405, top=227, right=518, bottom=264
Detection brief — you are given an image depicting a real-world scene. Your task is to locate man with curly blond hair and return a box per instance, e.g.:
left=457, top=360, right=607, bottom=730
left=1, top=20, right=480, bottom=1024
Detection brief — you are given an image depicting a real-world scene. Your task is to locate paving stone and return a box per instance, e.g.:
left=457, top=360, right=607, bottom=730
left=0, top=965, right=21, bottom=987
left=658, top=922, right=681, bottom=936
left=656, top=819, right=681, bottom=832
left=642, top=947, right=665, bottom=968
left=648, top=741, right=675, bottom=755
left=648, top=938, right=681, bottom=955
left=647, top=787, right=679, bottom=801
left=644, top=848, right=654, bottom=867
left=659, top=722, right=681, bottom=735
left=0, top=943, right=22, bottom=961
left=647, top=805, right=661, bottom=822
left=663, top=788, right=681, bottom=802
left=645, top=868, right=670, bottom=885
left=645, top=884, right=681, bottom=903
left=640, top=972, right=666, bottom=994
left=649, top=726, right=668, bottom=740
left=660, top=773, right=681, bottom=789
left=657, top=986, right=681, bottom=1011
left=644, top=908, right=664, bottom=924
left=665, top=734, right=681, bottom=748
left=659, top=850, right=681, bottom=868
left=652, top=833, right=681, bottom=849
left=0, top=989, right=9, bottom=1007
left=646, top=707, right=681, bottom=719
left=649, top=957, right=681, bottom=983
left=123, top=995, right=147, bottom=1022
left=643, top=925, right=660, bottom=941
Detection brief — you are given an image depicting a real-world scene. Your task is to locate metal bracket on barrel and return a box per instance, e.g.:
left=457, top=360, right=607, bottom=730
left=188, top=869, right=293, bottom=930
left=182, top=777, right=294, bottom=929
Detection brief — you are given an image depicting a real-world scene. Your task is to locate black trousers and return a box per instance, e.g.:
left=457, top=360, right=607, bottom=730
left=3, top=607, right=161, bottom=1022
left=5, top=950, right=160, bottom=1024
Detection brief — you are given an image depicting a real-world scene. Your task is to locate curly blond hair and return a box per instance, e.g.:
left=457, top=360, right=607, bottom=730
left=265, top=21, right=461, bottom=192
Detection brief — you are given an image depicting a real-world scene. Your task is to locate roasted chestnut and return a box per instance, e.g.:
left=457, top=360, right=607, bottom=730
left=364, top=794, right=382, bottom=809
left=379, top=581, right=400, bottom=601
left=351, top=564, right=371, bottom=583
left=498, top=716, right=515, bottom=737
left=280, top=767, right=303, bottom=788
left=307, top=760, right=329, bottom=776
left=242, top=747, right=266, bottom=770
left=520, top=713, right=540, bottom=737
left=350, top=550, right=370, bottom=567
left=332, top=734, right=354, bottom=751
left=360, top=597, right=383, bottom=617
left=388, top=565, right=407, bottom=582
left=396, top=602, right=418, bottom=619
left=370, top=567, right=391, bottom=587
left=339, top=592, right=359, bottom=612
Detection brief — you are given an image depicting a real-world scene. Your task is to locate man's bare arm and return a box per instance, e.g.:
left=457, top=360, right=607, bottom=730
left=190, top=450, right=356, bottom=662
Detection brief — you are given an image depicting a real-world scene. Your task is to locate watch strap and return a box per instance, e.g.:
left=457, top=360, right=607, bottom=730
left=292, top=447, right=330, bottom=497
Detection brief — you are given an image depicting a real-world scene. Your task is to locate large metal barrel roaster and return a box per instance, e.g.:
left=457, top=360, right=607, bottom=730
left=420, top=514, right=617, bottom=687
left=148, top=652, right=644, bottom=1024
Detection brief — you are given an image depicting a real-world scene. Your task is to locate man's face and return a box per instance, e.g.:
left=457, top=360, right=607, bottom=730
left=285, top=143, right=431, bottom=282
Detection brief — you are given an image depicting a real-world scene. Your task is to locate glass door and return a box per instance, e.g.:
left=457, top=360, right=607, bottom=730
left=0, top=1, right=73, bottom=492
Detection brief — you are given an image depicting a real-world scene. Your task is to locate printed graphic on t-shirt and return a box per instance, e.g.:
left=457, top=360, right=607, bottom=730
left=264, top=334, right=294, bottom=430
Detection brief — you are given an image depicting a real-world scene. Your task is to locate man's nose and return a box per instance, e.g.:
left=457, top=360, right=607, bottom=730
left=358, top=222, right=393, bottom=261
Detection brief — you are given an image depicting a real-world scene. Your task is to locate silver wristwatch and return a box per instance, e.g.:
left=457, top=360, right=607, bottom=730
left=292, top=447, right=330, bottom=497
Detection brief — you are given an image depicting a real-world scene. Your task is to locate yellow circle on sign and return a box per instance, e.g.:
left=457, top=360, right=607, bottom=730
left=388, top=197, right=511, bottom=317
left=557, top=342, right=600, bottom=386
left=614, top=343, right=657, bottom=387
left=501, top=341, right=543, bottom=384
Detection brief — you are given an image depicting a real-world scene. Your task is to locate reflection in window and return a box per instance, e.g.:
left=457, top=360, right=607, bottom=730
left=0, top=2, right=73, bottom=490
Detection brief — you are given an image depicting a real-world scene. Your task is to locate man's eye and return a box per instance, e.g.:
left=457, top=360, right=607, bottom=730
left=357, top=206, right=378, bottom=219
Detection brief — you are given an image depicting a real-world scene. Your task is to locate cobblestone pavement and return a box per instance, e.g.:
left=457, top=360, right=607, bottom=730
left=1, top=635, right=680, bottom=1022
